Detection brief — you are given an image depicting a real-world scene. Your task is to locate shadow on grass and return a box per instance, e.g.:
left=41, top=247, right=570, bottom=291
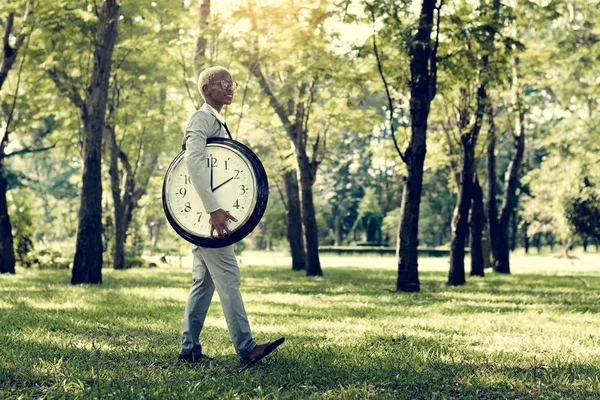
left=2, top=330, right=599, bottom=399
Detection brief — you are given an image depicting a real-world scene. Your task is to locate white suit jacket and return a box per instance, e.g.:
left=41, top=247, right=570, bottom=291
left=182, top=103, right=230, bottom=214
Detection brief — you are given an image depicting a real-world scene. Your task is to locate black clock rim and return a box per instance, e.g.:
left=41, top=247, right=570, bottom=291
left=162, top=137, right=269, bottom=248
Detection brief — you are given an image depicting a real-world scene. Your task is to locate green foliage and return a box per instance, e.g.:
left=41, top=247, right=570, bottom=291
left=564, top=181, right=600, bottom=241
left=7, top=189, right=36, bottom=268
left=262, top=195, right=288, bottom=247
left=233, top=240, right=245, bottom=256
left=124, top=256, right=147, bottom=269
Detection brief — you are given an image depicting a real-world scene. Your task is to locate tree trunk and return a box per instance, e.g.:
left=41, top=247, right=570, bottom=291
left=396, top=0, right=439, bottom=293
left=482, top=218, right=492, bottom=269
left=510, top=200, right=518, bottom=251
left=107, top=125, right=125, bottom=270
left=470, top=175, right=485, bottom=277
left=396, top=163, right=425, bottom=292
left=491, top=56, right=526, bottom=274
left=448, top=143, right=474, bottom=286
left=283, top=170, right=307, bottom=271
left=297, top=156, right=322, bottom=276
left=486, top=108, right=499, bottom=265
left=0, top=2, right=32, bottom=275
left=333, top=213, right=342, bottom=246
left=72, top=0, right=120, bottom=285
left=0, top=166, right=15, bottom=274
left=523, top=222, right=530, bottom=254
left=194, top=0, right=210, bottom=105
left=494, top=112, right=524, bottom=271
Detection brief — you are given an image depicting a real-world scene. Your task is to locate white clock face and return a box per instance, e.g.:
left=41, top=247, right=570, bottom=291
left=164, top=143, right=257, bottom=238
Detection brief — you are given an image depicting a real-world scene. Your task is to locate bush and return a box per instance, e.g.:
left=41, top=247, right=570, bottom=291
left=124, top=256, right=147, bottom=269
left=234, top=240, right=246, bottom=255
left=33, top=249, right=71, bottom=270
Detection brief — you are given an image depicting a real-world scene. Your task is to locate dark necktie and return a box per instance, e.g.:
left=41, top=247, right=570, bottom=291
left=222, top=122, right=232, bottom=139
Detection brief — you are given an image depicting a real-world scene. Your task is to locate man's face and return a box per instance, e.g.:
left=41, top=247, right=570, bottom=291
left=204, top=71, right=235, bottom=106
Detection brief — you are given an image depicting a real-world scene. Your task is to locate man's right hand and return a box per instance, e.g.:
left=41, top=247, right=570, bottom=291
left=209, top=208, right=238, bottom=238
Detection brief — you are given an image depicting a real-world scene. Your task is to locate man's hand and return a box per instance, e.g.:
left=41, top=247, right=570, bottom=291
left=209, top=209, right=238, bottom=238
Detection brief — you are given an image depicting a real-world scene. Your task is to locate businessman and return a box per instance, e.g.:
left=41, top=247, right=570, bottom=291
left=179, top=66, right=284, bottom=367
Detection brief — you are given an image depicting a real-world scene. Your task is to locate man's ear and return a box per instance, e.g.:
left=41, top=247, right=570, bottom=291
left=201, top=84, right=209, bottom=96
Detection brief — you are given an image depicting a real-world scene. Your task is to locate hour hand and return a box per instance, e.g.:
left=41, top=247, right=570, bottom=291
left=212, top=177, right=234, bottom=192
left=210, top=166, right=214, bottom=191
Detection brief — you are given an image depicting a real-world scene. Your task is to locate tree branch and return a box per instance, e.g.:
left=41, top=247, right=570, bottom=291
left=368, top=3, right=406, bottom=164
left=178, top=42, right=200, bottom=110
left=5, top=143, right=56, bottom=158
left=247, top=57, right=293, bottom=132
left=429, top=0, right=443, bottom=99
left=47, top=67, right=87, bottom=113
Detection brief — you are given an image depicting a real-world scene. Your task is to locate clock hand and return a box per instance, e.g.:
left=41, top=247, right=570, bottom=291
left=212, top=176, right=234, bottom=192
left=210, top=165, right=214, bottom=191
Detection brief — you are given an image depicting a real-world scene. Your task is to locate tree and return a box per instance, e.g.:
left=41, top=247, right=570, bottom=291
left=71, top=0, right=120, bottom=284
left=447, top=0, right=501, bottom=286
left=105, top=1, right=184, bottom=270
left=193, top=0, right=210, bottom=106
left=370, top=0, right=443, bottom=292
left=239, top=0, right=364, bottom=276
left=0, top=0, right=33, bottom=274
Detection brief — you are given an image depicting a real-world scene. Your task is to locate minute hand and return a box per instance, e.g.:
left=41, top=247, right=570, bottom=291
left=212, top=177, right=234, bottom=192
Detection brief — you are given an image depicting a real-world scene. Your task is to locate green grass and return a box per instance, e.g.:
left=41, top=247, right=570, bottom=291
left=1, top=256, right=600, bottom=399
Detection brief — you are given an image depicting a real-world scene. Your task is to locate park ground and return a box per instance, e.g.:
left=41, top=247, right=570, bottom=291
left=1, top=252, right=600, bottom=399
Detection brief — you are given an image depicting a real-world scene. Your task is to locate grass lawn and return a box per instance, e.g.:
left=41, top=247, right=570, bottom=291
left=1, top=254, right=600, bottom=399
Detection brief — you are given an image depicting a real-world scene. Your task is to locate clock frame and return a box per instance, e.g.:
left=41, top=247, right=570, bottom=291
left=162, top=138, right=268, bottom=248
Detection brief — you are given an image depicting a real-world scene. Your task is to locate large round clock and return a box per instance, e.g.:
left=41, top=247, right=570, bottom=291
left=162, top=138, right=268, bottom=248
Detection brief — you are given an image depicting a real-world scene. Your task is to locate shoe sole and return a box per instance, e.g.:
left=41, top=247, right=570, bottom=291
left=238, top=337, right=285, bottom=372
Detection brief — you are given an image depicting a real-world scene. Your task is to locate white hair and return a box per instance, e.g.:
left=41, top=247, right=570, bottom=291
left=197, top=66, right=230, bottom=100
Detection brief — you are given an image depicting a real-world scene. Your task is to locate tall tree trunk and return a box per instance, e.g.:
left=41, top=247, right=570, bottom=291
left=470, top=175, right=485, bottom=277
left=486, top=107, right=500, bottom=265
left=523, top=221, right=530, bottom=254
left=297, top=154, right=322, bottom=276
left=448, top=2, right=493, bottom=284
left=396, top=0, right=439, bottom=293
left=493, top=58, right=525, bottom=274
left=448, top=138, right=475, bottom=286
left=482, top=218, right=493, bottom=269
left=72, top=0, right=120, bottom=285
left=283, top=170, right=307, bottom=271
left=107, top=125, right=125, bottom=270
left=0, top=166, right=15, bottom=274
left=194, top=0, right=210, bottom=105
left=510, top=200, right=519, bottom=251
left=0, top=1, right=32, bottom=275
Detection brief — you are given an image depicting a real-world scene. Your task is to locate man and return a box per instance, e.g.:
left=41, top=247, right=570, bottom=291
left=179, top=66, right=284, bottom=368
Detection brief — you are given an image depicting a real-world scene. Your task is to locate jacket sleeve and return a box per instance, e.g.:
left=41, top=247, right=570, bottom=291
left=184, top=112, right=220, bottom=214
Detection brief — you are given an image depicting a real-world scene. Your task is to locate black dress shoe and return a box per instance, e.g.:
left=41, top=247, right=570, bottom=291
left=178, top=353, right=215, bottom=363
left=240, top=337, right=285, bottom=370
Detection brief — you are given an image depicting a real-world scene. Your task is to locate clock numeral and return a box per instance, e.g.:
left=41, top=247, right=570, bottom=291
left=181, top=174, right=191, bottom=184
left=197, top=212, right=202, bottom=222
left=178, top=187, right=187, bottom=197
left=239, top=185, right=247, bottom=195
left=233, top=200, right=241, bottom=209
left=233, top=169, right=243, bottom=179
left=182, top=202, right=191, bottom=213
left=225, top=158, right=230, bottom=170
left=206, top=155, right=218, bottom=168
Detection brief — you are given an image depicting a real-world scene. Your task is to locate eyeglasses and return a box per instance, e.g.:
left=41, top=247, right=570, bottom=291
left=215, top=80, right=238, bottom=91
